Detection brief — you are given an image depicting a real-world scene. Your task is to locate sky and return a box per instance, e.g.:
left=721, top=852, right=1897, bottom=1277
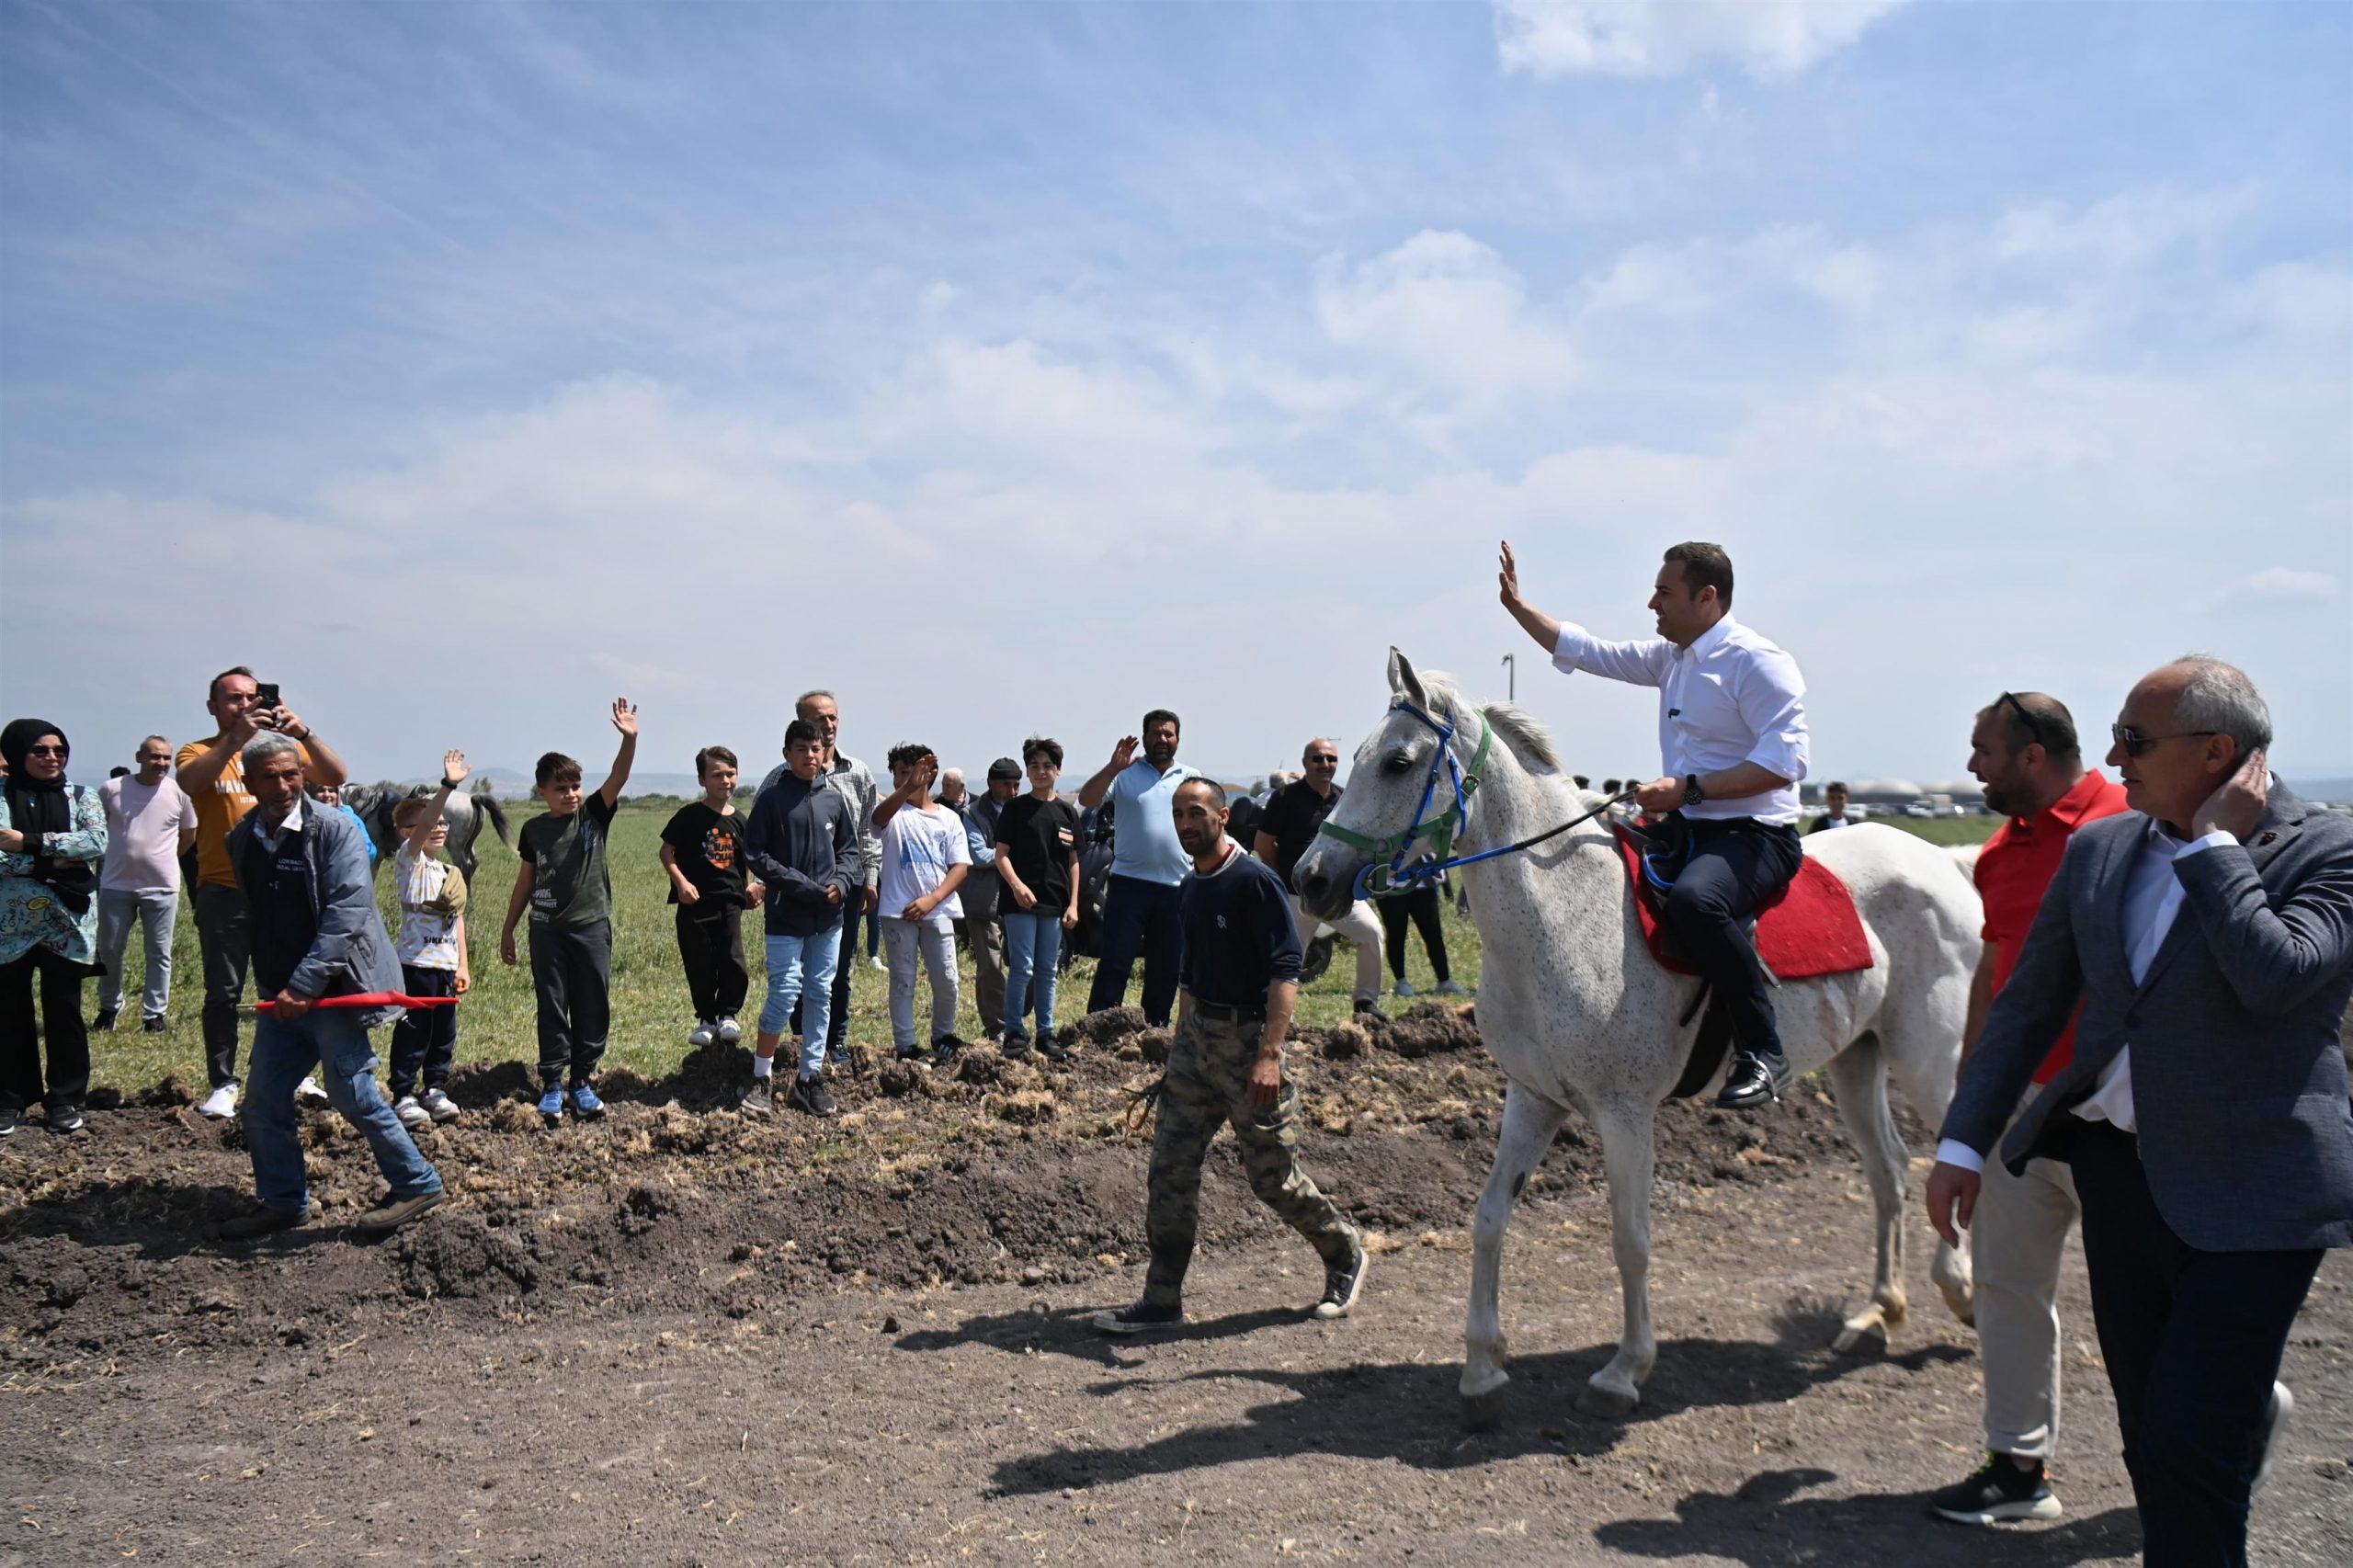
left=4, top=0, right=2348, bottom=793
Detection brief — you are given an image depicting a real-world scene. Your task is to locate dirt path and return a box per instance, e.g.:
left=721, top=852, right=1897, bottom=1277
left=4, top=1010, right=2347, bottom=1565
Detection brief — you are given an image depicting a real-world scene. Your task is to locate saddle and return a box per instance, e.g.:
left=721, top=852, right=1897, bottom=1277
left=1611, top=817, right=1874, bottom=1097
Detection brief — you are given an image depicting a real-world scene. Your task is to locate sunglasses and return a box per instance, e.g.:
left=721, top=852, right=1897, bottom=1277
left=26, top=744, right=68, bottom=757
left=2109, top=724, right=2219, bottom=758
left=1997, top=692, right=2047, bottom=751
left=1307, top=756, right=1339, bottom=767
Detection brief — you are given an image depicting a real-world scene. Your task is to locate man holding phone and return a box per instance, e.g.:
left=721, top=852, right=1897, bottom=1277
left=176, top=666, right=349, bottom=1119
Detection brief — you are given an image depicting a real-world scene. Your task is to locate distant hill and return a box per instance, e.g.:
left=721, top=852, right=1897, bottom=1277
left=2294, top=778, right=2353, bottom=806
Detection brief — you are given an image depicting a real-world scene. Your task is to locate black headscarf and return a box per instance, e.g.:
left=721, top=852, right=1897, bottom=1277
left=2, top=717, right=96, bottom=917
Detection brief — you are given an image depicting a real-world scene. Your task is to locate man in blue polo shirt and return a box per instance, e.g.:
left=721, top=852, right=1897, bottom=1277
left=1077, top=710, right=1201, bottom=1027
left=1094, top=777, right=1368, bottom=1334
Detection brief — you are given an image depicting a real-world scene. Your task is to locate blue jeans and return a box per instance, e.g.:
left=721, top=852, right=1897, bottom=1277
left=1001, top=909, right=1065, bottom=1044
left=1085, top=874, right=1185, bottom=1027
left=245, top=1009, right=442, bottom=1215
left=760, top=926, right=842, bottom=1079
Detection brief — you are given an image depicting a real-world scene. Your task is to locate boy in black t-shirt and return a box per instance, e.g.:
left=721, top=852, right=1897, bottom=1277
left=994, top=735, right=1084, bottom=1059
left=501, top=698, right=638, bottom=1127
left=661, top=745, right=762, bottom=1050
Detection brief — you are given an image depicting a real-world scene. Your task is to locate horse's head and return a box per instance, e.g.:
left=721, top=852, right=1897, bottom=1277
left=1293, top=647, right=1479, bottom=921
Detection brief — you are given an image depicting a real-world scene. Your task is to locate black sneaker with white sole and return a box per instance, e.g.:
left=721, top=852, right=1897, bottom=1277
left=43, top=1105, right=84, bottom=1136
left=1927, top=1452, right=2061, bottom=1525
left=1091, top=1300, right=1184, bottom=1335
left=1315, top=1243, right=1370, bottom=1319
left=0, top=1104, right=17, bottom=1137
left=788, top=1075, right=838, bottom=1117
left=741, top=1077, right=774, bottom=1117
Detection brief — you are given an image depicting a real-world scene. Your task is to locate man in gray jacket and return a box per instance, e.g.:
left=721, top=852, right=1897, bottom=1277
left=1927, top=656, right=2353, bottom=1567
left=215, top=732, right=444, bottom=1240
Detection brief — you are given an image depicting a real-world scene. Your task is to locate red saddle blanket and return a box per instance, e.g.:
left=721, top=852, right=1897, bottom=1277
left=1616, top=833, right=1873, bottom=981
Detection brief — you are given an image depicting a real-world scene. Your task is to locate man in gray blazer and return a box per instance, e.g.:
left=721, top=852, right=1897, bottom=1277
left=1927, top=656, right=2353, bottom=1568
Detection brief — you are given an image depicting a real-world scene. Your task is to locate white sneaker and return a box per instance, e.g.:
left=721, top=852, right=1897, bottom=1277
left=868, top=956, right=885, bottom=972
left=688, top=1021, right=716, bottom=1047
left=295, top=1076, right=332, bottom=1108
left=420, top=1087, right=461, bottom=1123
left=716, top=1017, right=741, bottom=1044
left=392, top=1095, right=431, bottom=1132
left=1392, top=979, right=1418, bottom=998
left=198, top=1083, right=239, bottom=1119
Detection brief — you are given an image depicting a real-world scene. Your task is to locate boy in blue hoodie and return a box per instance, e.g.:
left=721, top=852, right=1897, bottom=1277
left=740, top=719, right=862, bottom=1116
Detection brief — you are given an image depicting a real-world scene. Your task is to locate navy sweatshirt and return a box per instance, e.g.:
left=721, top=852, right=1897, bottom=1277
left=743, top=772, right=861, bottom=937
left=1177, top=840, right=1303, bottom=1007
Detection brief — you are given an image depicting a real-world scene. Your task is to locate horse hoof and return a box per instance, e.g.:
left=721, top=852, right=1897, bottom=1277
left=1461, top=1388, right=1505, bottom=1433
left=1833, top=1316, right=1889, bottom=1357
left=1938, top=1281, right=1976, bottom=1328
left=1574, top=1381, right=1639, bottom=1420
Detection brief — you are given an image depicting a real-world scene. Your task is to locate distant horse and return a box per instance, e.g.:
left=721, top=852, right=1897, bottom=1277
left=346, top=782, right=514, bottom=888
left=1293, top=650, right=1981, bottom=1426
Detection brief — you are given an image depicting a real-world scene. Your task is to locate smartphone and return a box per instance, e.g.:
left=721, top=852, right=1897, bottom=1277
left=254, top=681, right=280, bottom=710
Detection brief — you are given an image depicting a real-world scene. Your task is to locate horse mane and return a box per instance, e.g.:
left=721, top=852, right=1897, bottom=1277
left=1417, top=671, right=1563, bottom=775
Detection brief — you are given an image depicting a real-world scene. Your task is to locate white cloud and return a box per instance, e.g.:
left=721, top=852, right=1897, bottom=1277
left=1987, top=189, right=2239, bottom=270
left=1494, top=0, right=1911, bottom=82
left=2213, top=567, right=2341, bottom=613
left=1315, top=230, right=1574, bottom=394
left=2231, top=262, right=2353, bottom=338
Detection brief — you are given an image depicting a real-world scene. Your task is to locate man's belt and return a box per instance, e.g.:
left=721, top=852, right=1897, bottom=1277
left=1191, top=998, right=1267, bottom=1025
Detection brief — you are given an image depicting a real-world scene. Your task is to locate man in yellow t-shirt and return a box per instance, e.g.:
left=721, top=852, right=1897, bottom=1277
left=176, top=666, right=348, bottom=1119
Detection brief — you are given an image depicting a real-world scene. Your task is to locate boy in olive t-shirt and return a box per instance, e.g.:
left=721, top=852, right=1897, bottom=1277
left=502, top=699, right=639, bottom=1126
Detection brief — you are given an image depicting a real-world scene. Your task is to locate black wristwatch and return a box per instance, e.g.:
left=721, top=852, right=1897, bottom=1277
left=440, top=778, right=463, bottom=790
left=1682, top=774, right=1706, bottom=808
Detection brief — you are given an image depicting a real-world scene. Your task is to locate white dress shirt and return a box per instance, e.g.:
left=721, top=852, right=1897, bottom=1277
left=1938, top=814, right=2238, bottom=1174
left=1551, top=615, right=1810, bottom=825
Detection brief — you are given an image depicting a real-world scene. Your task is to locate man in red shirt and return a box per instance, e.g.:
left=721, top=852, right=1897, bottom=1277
left=1929, top=691, right=2129, bottom=1526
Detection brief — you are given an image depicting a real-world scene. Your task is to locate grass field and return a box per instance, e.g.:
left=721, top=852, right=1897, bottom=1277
left=84, top=804, right=1995, bottom=1095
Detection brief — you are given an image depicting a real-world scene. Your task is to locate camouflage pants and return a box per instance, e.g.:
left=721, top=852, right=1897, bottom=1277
left=1143, top=1009, right=1357, bottom=1308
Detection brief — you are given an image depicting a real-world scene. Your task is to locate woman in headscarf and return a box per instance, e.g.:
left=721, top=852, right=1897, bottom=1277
left=1, top=719, right=108, bottom=1136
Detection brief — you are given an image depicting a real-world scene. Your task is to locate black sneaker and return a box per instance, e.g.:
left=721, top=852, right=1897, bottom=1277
left=142, top=1015, right=170, bottom=1034
left=1927, top=1453, right=2061, bottom=1525
left=894, top=1044, right=930, bottom=1065
left=1039, top=1034, right=1070, bottom=1062
left=1001, top=1033, right=1033, bottom=1059
left=1716, top=1050, right=1793, bottom=1109
left=824, top=1041, right=847, bottom=1067
left=741, top=1076, right=774, bottom=1117
left=931, top=1033, right=967, bottom=1068
left=1352, top=997, right=1385, bottom=1020
left=92, top=1008, right=118, bottom=1031
left=214, top=1206, right=309, bottom=1242
left=789, top=1076, right=838, bottom=1118
left=1314, top=1241, right=1370, bottom=1319
left=1091, top=1300, right=1184, bottom=1335
left=0, top=1105, right=18, bottom=1137
left=43, top=1105, right=84, bottom=1136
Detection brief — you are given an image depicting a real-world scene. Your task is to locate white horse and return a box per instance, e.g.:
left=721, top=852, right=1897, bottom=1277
left=1292, top=650, right=1981, bottom=1426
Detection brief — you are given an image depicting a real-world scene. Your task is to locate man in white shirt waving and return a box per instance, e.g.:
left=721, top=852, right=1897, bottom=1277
left=1500, top=540, right=1812, bottom=1109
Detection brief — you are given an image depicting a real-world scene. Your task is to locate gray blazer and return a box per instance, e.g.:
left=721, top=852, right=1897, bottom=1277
left=1941, top=780, right=2353, bottom=1253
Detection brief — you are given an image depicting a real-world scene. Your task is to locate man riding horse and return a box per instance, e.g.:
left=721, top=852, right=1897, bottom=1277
left=1499, top=540, right=1811, bottom=1109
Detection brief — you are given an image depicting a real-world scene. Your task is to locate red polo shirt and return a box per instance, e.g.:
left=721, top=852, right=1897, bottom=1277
left=1973, top=767, right=2131, bottom=1083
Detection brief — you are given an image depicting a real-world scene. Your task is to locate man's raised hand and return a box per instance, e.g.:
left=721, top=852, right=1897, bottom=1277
left=1497, top=540, right=1522, bottom=609
left=1110, top=735, right=1140, bottom=770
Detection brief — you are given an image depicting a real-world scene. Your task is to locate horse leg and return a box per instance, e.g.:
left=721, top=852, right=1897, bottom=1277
left=1879, top=975, right=1978, bottom=1327
left=1824, top=1036, right=1912, bottom=1353
left=1576, top=1095, right=1658, bottom=1419
left=1461, top=1083, right=1568, bottom=1431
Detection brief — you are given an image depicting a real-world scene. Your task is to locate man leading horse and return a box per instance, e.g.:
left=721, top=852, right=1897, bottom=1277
left=1500, top=540, right=1811, bottom=1109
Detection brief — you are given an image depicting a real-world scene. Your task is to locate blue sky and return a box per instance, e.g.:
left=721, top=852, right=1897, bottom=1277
left=5, top=1, right=2348, bottom=790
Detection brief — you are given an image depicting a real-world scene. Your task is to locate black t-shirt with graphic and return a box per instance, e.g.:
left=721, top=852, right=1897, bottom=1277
left=661, top=801, right=751, bottom=908
left=1256, top=779, right=1342, bottom=886
left=995, top=794, right=1083, bottom=913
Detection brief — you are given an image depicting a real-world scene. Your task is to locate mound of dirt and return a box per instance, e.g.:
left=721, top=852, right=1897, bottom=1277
left=1, top=1005, right=1921, bottom=1368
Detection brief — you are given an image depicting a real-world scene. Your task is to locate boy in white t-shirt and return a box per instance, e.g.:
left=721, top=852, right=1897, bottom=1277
left=95, top=735, right=197, bottom=1031
left=870, top=743, right=971, bottom=1066
left=388, top=751, right=473, bottom=1130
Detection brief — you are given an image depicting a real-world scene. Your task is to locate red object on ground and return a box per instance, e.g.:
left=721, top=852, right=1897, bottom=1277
left=1616, top=833, right=1874, bottom=980
left=256, top=994, right=460, bottom=1011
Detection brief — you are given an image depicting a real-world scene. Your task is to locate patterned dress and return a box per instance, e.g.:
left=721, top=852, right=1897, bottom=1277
left=0, top=783, right=108, bottom=965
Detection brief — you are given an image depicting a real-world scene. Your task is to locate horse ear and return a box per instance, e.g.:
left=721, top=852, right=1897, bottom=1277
left=1388, top=647, right=1429, bottom=710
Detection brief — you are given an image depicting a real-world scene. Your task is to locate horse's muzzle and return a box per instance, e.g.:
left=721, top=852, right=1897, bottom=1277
left=1290, top=843, right=1363, bottom=922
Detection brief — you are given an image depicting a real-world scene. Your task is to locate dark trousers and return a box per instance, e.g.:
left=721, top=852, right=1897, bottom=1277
left=675, top=903, right=749, bottom=1022
left=191, top=881, right=252, bottom=1087
left=1086, top=874, right=1184, bottom=1027
left=529, top=920, right=611, bottom=1087
left=0, top=945, right=93, bottom=1111
left=1659, top=818, right=1802, bottom=1061
left=1378, top=883, right=1450, bottom=983
left=790, top=895, right=861, bottom=1050
left=2067, top=1120, right=2322, bottom=1568
left=387, top=964, right=459, bottom=1097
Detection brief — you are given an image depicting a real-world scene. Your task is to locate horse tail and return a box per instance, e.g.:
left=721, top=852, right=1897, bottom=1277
left=475, top=788, right=516, bottom=851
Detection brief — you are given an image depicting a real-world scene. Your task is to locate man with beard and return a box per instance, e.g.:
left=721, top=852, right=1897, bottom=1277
left=1078, top=710, right=1201, bottom=1027
left=1926, top=691, right=2127, bottom=1525
left=1094, top=777, right=1367, bottom=1333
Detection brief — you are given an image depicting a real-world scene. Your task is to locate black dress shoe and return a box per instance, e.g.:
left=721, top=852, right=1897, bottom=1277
left=1717, top=1051, right=1793, bottom=1109
left=215, top=1206, right=310, bottom=1241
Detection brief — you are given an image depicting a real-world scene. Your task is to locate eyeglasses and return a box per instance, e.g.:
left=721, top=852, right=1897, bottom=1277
left=2110, top=724, right=2219, bottom=758
left=1997, top=692, right=2047, bottom=751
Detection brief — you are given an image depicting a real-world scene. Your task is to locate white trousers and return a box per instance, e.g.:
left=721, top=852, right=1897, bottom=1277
left=1288, top=892, right=1385, bottom=1004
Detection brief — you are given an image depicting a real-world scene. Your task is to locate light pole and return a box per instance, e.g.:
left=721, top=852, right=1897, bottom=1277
left=1501, top=653, right=1516, bottom=701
